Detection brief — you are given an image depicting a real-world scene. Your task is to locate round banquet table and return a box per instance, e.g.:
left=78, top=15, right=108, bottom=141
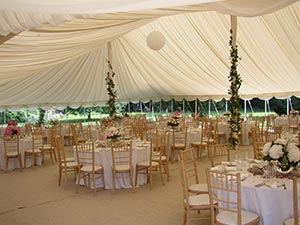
left=74, top=141, right=150, bottom=189
left=0, top=136, right=42, bottom=170
left=241, top=175, right=296, bottom=225
left=213, top=163, right=297, bottom=225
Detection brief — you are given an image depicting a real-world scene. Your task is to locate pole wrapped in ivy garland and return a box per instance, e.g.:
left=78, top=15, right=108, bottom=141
left=105, top=59, right=117, bottom=119
left=228, top=29, right=242, bottom=150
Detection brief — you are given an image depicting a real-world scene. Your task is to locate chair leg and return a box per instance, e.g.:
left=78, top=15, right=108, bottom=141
left=164, top=161, right=170, bottom=181
left=18, top=155, right=23, bottom=171
left=5, top=157, right=8, bottom=172
left=32, top=153, right=35, bottom=168
left=170, top=147, right=175, bottom=163
left=112, top=170, right=116, bottom=193
left=93, top=173, right=96, bottom=195
left=24, top=153, right=27, bottom=169
left=76, top=171, right=81, bottom=194
left=130, top=169, right=135, bottom=193
left=135, top=165, right=139, bottom=187
left=53, top=148, right=57, bottom=162
left=58, top=166, right=62, bottom=186
left=101, top=170, right=106, bottom=191
left=158, top=164, right=165, bottom=186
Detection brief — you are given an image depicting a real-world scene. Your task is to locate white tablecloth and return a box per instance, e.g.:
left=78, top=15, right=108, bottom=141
left=214, top=162, right=297, bottom=225
left=166, top=128, right=201, bottom=158
left=241, top=175, right=296, bottom=225
left=0, top=136, right=42, bottom=170
left=241, top=121, right=256, bottom=145
left=74, top=141, right=150, bottom=189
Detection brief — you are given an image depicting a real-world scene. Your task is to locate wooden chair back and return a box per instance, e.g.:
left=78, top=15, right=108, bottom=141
left=210, top=143, right=230, bottom=167
left=56, top=136, right=67, bottom=166
left=206, top=168, right=242, bottom=225
left=75, top=141, right=96, bottom=170
left=253, top=141, right=265, bottom=160
left=110, top=141, right=134, bottom=193
left=3, top=135, right=22, bottom=171
left=32, top=132, right=44, bottom=151
left=178, top=149, right=199, bottom=188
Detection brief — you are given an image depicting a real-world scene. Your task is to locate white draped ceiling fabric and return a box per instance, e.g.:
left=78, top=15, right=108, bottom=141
left=0, top=0, right=300, bottom=110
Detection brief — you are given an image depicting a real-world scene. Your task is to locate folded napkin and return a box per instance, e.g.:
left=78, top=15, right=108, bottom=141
left=221, top=161, right=237, bottom=166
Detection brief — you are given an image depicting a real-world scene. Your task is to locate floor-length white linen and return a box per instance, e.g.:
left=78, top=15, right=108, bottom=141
left=74, top=141, right=150, bottom=189
left=236, top=175, right=294, bottom=225
left=0, top=136, right=42, bottom=170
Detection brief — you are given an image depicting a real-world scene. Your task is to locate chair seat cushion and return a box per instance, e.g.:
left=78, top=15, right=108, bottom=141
left=81, top=165, right=103, bottom=172
left=6, top=151, right=20, bottom=157
left=114, top=164, right=130, bottom=171
left=137, top=161, right=159, bottom=167
left=172, top=144, right=185, bottom=148
left=185, top=194, right=212, bottom=206
left=43, top=144, right=54, bottom=149
left=284, top=218, right=300, bottom=225
left=153, top=155, right=167, bottom=161
left=191, top=141, right=201, bottom=146
left=25, top=149, right=41, bottom=154
left=65, top=157, right=75, bottom=162
left=189, top=183, right=208, bottom=194
left=217, top=210, right=259, bottom=225
left=66, top=161, right=78, bottom=167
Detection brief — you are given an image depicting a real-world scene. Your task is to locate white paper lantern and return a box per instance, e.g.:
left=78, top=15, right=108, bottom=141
left=146, top=31, right=166, bottom=50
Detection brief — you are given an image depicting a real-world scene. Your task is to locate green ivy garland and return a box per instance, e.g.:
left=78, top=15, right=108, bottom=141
left=228, top=29, right=242, bottom=150
left=105, top=59, right=117, bottom=119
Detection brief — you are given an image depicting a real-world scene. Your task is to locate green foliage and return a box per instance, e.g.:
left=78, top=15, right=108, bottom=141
left=38, top=108, right=45, bottom=125
left=105, top=59, right=117, bottom=119
left=228, top=29, right=242, bottom=149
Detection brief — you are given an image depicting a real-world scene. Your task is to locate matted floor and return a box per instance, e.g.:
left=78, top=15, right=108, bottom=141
left=0, top=145, right=252, bottom=225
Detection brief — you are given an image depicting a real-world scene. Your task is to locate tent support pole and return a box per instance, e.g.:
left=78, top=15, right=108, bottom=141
left=195, top=99, right=197, bottom=115
left=264, top=100, right=267, bottom=115
left=244, top=99, right=247, bottom=120
left=208, top=99, right=211, bottom=118
left=183, top=99, right=185, bottom=113
left=231, top=15, right=237, bottom=47
left=160, top=100, right=162, bottom=113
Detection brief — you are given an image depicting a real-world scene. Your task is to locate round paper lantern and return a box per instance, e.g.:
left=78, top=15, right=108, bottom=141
left=146, top=31, right=166, bottom=50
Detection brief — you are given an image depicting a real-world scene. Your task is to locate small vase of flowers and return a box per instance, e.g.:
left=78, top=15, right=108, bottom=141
left=167, top=118, right=179, bottom=128
left=106, top=127, right=121, bottom=142
left=5, top=120, right=21, bottom=136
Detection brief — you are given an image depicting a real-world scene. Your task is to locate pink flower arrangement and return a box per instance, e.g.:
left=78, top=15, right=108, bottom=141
left=8, top=120, right=18, bottom=126
left=173, top=111, right=180, bottom=117
left=5, top=120, right=21, bottom=136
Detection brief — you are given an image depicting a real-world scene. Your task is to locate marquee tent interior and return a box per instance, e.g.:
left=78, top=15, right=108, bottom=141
left=0, top=0, right=300, bottom=110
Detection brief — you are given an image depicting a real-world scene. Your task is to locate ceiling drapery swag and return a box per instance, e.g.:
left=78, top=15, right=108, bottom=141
left=228, top=15, right=242, bottom=150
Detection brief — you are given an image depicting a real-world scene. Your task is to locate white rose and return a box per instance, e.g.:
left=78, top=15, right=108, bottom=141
left=262, top=142, right=272, bottom=156
left=269, top=144, right=284, bottom=159
left=287, top=143, right=300, bottom=163
left=274, top=138, right=287, bottom=146
left=290, top=138, right=298, bottom=145
left=108, top=126, right=117, bottom=132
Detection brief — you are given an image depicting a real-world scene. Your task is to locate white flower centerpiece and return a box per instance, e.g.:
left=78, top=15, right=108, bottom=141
left=262, top=138, right=300, bottom=173
left=106, top=127, right=121, bottom=143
